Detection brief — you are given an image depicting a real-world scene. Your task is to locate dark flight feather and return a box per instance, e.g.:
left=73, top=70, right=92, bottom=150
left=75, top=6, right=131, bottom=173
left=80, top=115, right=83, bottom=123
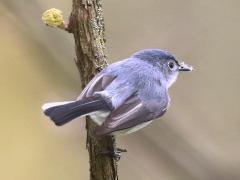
left=44, top=97, right=111, bottom=126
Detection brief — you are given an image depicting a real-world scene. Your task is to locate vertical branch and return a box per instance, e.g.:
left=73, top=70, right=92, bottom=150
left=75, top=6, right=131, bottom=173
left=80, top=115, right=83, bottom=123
left=69, top=0, right=118, bottom=180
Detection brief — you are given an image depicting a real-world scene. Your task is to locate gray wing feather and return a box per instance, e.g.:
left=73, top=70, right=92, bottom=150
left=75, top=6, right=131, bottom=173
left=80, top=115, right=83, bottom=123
left=78, top=73, right=116, bottom=100
left=93, top=93, right=168, bottom=136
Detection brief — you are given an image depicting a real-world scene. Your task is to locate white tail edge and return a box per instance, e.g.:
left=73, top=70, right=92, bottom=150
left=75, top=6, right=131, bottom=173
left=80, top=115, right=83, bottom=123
left=41, top=101, right=74, bottom=111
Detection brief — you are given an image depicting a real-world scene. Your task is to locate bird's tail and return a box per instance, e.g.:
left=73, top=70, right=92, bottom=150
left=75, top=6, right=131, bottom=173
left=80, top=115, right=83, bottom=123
left=42, top=97, right=110, bottom=126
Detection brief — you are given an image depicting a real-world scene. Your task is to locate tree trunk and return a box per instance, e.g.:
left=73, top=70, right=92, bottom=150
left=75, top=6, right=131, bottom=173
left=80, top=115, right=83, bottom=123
left=69, top=0, right=118, bottom=179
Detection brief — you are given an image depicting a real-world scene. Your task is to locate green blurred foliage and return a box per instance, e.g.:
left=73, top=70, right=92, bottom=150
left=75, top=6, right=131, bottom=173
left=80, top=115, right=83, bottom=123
left=0, top=0, right=240, bottom=180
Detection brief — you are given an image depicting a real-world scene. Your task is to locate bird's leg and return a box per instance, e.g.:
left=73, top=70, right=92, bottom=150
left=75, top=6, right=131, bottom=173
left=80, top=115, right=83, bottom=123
left=113, top=148, right=127, bottom=161
left=98, top=147, right=127, bottom=161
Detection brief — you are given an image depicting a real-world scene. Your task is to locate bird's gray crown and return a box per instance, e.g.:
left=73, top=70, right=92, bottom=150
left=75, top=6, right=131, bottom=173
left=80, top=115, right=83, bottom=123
left=132, top=49, right=177, bottom=62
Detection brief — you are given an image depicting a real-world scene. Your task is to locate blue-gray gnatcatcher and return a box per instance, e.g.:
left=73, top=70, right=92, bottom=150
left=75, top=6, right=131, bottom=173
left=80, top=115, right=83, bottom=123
left=42, top=49, right=192, bottom=137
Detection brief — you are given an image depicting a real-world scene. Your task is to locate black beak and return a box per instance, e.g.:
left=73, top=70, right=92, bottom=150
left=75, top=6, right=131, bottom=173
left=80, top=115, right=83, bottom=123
left=178, top=62, right=193, bottom=72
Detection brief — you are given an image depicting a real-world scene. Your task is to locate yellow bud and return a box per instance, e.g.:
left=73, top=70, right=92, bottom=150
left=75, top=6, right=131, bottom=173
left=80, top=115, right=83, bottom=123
left=42, top=8, right=65, bottom=28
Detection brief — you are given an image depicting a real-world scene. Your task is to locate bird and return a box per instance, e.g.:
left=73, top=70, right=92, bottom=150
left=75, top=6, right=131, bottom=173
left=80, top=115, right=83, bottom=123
left=42, top=49, right=192, bottom=137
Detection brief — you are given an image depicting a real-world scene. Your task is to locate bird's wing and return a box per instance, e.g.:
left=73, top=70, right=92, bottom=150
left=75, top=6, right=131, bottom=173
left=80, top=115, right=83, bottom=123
left=78, top=72, right=116, bottom=100
left=93, top=93, right=168, bottom=136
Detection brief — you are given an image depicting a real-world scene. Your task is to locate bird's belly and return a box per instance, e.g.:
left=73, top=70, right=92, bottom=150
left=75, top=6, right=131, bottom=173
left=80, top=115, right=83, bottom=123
left=89, top=111, right=110, bottom=126
left=90, top=112, right=153, bottom=135
left=112, top=121, right=153, bottom=136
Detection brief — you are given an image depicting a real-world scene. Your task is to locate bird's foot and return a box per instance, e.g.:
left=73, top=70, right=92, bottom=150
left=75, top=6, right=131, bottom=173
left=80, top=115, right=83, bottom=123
left=98, top=147, right=127, bottom=161
left=113, top=148, right=127, bottom=161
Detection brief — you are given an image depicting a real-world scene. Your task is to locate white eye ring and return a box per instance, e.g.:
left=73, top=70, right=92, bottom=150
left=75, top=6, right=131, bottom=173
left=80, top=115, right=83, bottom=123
left=168, top=61, right=175, bottom=70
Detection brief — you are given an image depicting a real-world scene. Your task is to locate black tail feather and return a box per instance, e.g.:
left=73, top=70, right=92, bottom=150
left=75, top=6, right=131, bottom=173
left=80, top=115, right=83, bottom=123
left=43, top=97, right=110, bottom=126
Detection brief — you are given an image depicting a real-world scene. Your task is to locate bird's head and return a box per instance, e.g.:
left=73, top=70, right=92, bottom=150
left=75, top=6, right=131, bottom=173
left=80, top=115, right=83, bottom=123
left=132, top=49, right=193, bottom=88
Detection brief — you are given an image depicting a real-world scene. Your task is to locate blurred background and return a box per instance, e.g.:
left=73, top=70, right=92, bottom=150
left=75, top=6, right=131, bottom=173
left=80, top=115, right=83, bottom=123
left=1, top=0, right=240, bottom=179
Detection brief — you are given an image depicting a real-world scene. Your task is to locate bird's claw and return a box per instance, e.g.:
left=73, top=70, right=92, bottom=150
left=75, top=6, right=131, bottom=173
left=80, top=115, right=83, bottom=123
left=113, top=148, right=127, bottom=161
left=98, top=147, right=127, bottom=161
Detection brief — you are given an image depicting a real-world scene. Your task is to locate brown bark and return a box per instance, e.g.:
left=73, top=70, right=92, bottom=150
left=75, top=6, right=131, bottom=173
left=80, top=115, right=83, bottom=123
left=68, top=0, right=118, bottom=179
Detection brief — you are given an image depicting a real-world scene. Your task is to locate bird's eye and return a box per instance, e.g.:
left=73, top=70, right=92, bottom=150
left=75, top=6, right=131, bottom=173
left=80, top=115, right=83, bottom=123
left=168, top=61, right=175, bottom=70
